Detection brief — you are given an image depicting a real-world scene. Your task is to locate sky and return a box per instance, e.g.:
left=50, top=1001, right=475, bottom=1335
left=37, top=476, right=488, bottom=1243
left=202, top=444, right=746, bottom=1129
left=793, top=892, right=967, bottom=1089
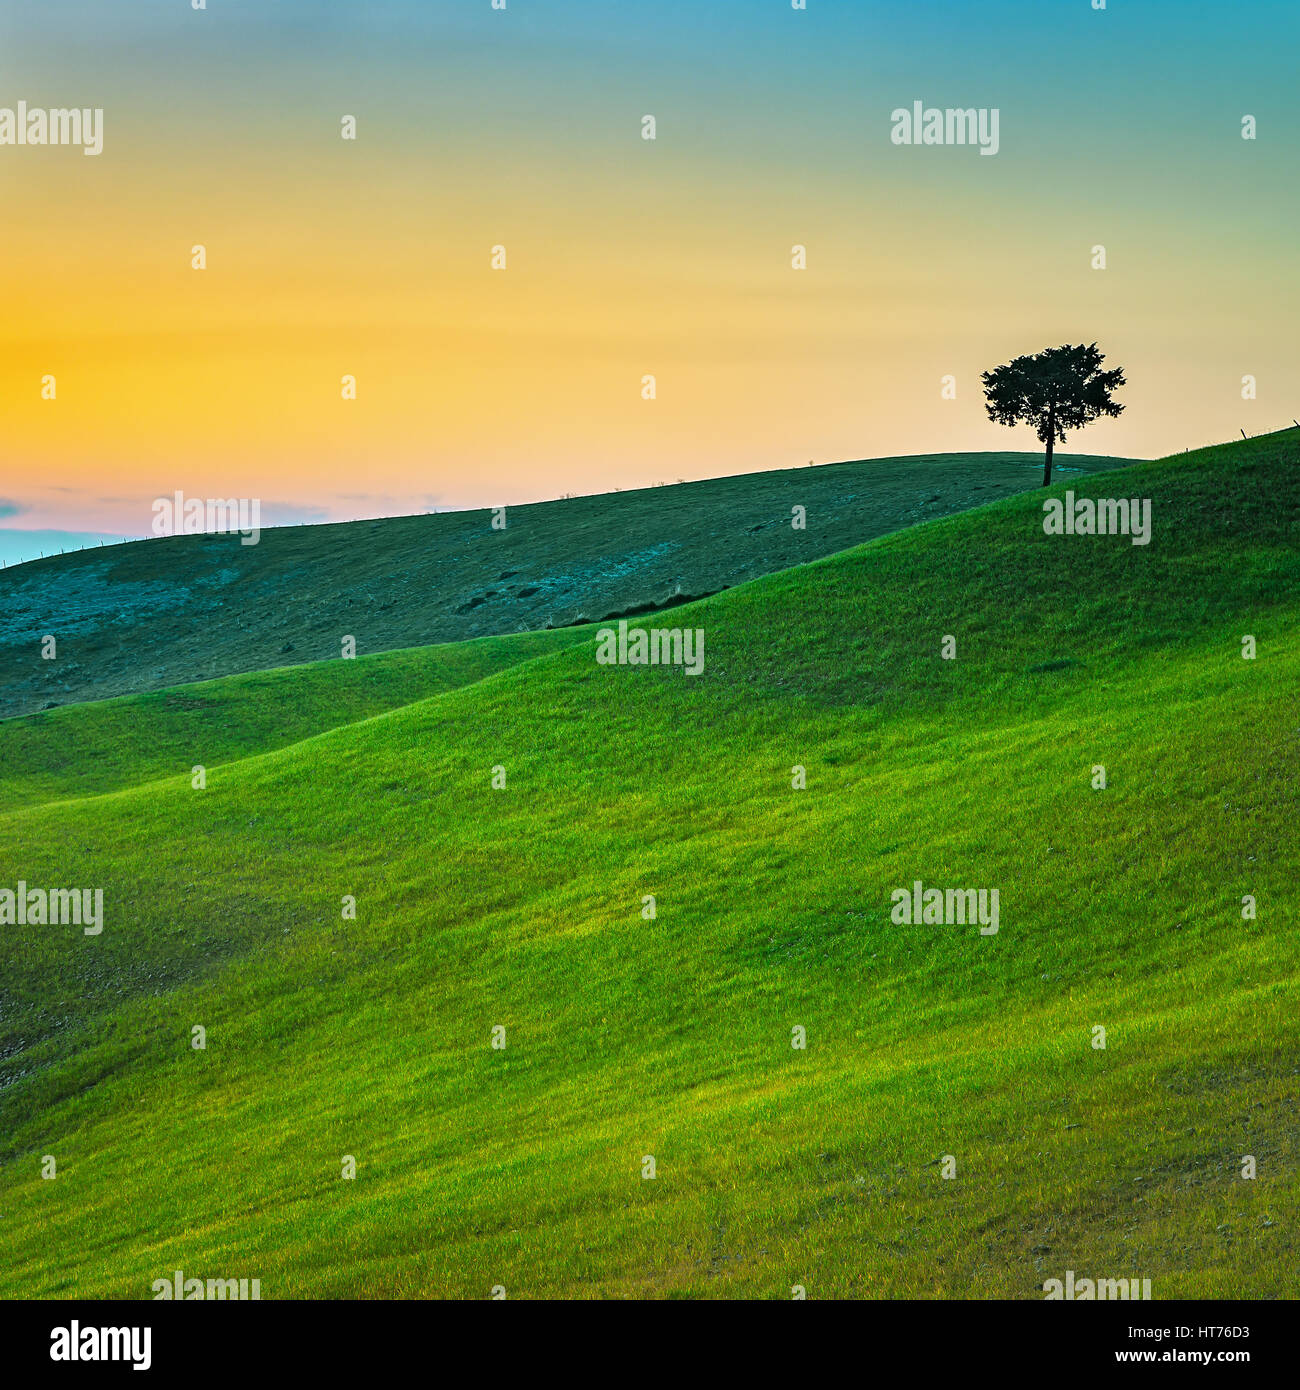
left=1, top=0, right=1297, bottom=565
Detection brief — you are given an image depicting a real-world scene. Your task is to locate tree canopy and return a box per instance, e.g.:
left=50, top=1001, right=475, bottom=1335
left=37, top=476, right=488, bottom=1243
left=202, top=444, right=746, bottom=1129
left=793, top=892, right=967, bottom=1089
left=982, top=343, right=1126, bottom=485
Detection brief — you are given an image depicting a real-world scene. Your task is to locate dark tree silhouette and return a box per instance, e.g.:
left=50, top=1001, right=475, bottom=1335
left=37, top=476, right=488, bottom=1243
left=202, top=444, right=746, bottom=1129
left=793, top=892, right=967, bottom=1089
left=981, top=343, right=1126, bottom=486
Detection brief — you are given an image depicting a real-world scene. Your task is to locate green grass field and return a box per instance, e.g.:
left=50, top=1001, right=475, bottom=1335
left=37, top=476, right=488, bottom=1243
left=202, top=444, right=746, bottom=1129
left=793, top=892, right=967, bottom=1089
left=1, top=431, right=1296, bottom=1299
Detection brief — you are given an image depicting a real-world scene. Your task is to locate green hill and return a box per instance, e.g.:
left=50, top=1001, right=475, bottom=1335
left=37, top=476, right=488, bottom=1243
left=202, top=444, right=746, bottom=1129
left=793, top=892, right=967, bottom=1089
left=0, top=625, right=594, bottom=812
left=0, top=431, right=1295, bottom=1299
left=0, top=450, right=1137, bottom=718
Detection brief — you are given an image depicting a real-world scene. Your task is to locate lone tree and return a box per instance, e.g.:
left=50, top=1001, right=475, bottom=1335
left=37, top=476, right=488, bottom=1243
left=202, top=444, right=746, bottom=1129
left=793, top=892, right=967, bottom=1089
left=981, top=343, right=1126, bottom=486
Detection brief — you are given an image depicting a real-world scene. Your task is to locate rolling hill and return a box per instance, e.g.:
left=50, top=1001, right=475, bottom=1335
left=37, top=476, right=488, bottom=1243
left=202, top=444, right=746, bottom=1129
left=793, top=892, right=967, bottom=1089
left=0, top=430, right=1295, bottom=1299
left=0, top=450, right=1137, bottom=718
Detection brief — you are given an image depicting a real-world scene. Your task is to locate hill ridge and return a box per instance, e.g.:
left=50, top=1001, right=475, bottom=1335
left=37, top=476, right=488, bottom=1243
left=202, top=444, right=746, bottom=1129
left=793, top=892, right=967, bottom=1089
left=0, top=448, right=1139, bottom=717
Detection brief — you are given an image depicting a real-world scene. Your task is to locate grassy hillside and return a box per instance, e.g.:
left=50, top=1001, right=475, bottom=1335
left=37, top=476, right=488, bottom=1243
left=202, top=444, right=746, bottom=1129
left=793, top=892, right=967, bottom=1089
left=0, top=449, right=1137, bottom=717
left=0, top=625, right=593, bottom=812
left=0, top=431, right=1295, bottom=1299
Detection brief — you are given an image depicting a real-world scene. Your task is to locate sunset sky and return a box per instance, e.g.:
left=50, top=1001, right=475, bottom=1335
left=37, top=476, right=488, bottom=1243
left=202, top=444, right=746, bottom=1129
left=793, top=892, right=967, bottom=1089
left=2, top=0, right=1297, bottom=564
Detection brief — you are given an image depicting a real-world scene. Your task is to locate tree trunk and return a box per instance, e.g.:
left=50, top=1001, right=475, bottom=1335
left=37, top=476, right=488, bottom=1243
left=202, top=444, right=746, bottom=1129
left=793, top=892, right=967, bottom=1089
left=1043, top=408, right=1055, bottom=487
